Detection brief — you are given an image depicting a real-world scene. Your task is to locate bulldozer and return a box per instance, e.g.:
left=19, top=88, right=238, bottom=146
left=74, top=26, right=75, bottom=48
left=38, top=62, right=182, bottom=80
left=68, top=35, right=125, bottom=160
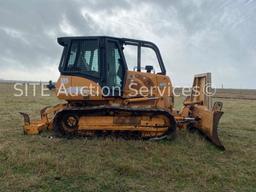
left=20, top=36, right=224, bottom=149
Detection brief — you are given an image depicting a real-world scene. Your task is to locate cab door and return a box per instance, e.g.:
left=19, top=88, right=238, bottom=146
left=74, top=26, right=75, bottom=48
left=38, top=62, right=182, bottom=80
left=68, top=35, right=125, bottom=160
left=104, top=39, right=126, bottom=96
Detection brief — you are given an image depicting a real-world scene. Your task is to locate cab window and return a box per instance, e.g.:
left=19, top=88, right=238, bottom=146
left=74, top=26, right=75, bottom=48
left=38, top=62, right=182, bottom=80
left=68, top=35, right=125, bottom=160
left=141, top=47, right=161, bottom=73
left=67, top=41, right=78, bottom=68
left=106, top=41, right=124, bottom=88
left=65, top=39, right=99, bottom=78
left=122, top=43, right=162, bottom=74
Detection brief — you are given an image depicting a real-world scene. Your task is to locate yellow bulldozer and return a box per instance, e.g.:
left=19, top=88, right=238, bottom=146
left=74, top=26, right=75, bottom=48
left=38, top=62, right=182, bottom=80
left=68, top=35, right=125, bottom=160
left=20, top=36, right=224, bottom=149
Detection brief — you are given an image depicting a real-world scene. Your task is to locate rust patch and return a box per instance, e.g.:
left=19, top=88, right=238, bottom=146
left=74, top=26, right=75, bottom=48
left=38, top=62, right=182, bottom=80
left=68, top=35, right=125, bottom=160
left=113, top=116, right=140, bottom=125
left=135, top=75, right=154, bottom=88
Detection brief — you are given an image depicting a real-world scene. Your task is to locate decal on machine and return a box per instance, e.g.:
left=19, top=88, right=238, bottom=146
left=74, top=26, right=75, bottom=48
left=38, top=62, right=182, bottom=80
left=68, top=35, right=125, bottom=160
left=60, top=77, right=69, bottom=84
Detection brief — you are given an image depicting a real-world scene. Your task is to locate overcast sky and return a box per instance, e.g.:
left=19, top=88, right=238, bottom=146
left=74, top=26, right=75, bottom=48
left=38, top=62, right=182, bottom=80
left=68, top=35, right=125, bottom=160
left=0, top=0, right=255, bottom=88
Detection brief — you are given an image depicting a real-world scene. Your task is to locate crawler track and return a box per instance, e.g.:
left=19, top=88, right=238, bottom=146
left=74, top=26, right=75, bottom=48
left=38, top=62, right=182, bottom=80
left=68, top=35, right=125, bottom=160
left=53, top=106, right=176, bottom=140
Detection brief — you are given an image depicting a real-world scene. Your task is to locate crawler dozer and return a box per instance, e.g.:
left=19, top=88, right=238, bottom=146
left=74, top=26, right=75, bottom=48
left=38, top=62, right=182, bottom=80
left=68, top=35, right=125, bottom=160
left=20, top=36, right=224, bottom=149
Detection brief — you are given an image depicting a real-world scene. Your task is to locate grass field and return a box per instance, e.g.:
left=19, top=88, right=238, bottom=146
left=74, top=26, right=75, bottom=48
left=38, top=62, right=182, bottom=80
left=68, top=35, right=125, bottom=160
left=0, top=83, right=255, bottom=192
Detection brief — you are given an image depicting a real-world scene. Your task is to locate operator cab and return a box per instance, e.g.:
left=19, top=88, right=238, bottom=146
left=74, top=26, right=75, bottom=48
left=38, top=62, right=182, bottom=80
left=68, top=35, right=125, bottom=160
left=57, top=36, right=166, bottom=95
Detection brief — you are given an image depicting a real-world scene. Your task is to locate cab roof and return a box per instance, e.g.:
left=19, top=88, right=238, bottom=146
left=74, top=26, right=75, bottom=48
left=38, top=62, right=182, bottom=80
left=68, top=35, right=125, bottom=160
left=57, top=36, right=157, bottom=47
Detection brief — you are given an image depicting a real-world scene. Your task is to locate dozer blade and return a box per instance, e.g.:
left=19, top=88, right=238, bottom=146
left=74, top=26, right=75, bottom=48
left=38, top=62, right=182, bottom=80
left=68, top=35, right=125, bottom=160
left=181, top=73, right=225, bottom=149
left=19, top=112, right=30, bottom=125
left=20, top=112, right=48, bottom=134
left=191, top=105, right=224, bottom=150
left=19, top=104, right=66, bottom=135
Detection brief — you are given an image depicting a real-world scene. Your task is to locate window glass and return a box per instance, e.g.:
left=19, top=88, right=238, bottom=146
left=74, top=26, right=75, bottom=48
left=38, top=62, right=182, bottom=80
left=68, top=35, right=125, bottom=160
left=122, top=44, right=162, bottom=73
left=123, top=44, right=137, bottom=71
left=67, top=41, right=78, bottom=69
left=66, top=40, right=99, bottom=77
left=107, top=41, right=124, bottom=88
left=141, top=47, right=161, bottom=73
left=77, top=40, right=99, bottom=74
left=59, top=47, right=66, bottom=70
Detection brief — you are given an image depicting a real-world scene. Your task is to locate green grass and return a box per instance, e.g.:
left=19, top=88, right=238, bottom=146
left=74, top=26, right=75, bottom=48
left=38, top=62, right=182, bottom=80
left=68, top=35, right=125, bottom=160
left=0, top=83, right=255, bottom=191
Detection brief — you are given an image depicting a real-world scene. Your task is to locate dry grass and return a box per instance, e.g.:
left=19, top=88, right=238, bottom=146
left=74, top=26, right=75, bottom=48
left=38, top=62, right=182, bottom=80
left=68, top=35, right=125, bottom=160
left=0, top=83, right=255, bottom=191
left=215, top=89, right=256, bottom=100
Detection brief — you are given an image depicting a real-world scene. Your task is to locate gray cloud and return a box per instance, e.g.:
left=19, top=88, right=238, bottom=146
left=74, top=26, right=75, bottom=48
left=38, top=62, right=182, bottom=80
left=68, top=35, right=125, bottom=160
left=0, top=0, right=255, bottom=88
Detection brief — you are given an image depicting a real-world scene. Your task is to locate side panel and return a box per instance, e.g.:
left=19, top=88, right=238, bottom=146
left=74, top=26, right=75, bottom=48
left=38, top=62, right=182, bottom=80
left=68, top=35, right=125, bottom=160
left=123, top=71, right=173, bottom=109
left=155, top=74, right=174, bottom=110
left=123, top=71, right=157, bottom=98
left=55, top=75, right=103, bottom=100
